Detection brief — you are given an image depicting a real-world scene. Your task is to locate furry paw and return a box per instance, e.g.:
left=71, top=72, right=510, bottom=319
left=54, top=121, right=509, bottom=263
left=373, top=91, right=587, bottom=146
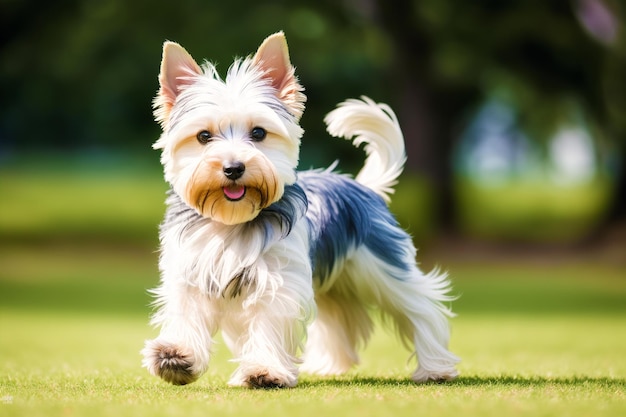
left=412, top=366, right=459, bottom=384
left=142, top=340, right=199, bottom=385
left=229, top=367, right=297, bottom=389
left=244, top=372, right=292, bottom=389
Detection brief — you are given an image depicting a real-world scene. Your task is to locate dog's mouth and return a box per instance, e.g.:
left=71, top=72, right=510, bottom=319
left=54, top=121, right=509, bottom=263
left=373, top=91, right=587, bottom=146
left=223, top=184, right=246, bottom=201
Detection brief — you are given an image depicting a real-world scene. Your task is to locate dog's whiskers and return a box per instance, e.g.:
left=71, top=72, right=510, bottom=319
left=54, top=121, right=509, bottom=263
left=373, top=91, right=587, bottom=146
left=198, top=189, right=210, bottom=214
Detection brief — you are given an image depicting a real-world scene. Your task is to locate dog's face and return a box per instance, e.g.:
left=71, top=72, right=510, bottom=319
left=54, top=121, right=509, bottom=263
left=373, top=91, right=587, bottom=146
left=152, top=32, right=306, bottom=225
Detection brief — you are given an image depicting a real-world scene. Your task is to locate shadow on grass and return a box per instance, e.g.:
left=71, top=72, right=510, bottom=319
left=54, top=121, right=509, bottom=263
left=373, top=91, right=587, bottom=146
left=298, top=375, right=626, bottom=389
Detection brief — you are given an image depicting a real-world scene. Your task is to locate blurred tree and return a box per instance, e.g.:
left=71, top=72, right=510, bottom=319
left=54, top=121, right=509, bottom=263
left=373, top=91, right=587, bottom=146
left=368, top=0, right=626, bottom=226
left=0, top=0, right=391, bottom=165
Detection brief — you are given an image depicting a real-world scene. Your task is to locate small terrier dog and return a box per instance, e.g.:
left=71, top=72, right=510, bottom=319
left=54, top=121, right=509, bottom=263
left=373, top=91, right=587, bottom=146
left=142, top=32, right=459, bottom=388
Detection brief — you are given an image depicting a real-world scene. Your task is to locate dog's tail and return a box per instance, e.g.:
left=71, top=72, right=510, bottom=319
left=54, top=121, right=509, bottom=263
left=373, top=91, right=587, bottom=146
left=324, top=96, right=406, bottom=203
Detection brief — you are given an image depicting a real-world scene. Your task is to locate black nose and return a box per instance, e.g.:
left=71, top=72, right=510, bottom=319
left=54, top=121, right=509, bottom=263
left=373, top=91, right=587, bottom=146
left=223, top=161, right=245, bottom=180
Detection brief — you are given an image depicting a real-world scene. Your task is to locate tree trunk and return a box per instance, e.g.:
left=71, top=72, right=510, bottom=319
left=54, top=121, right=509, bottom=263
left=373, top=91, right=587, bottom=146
left=375, top=0, right=462, bottom=227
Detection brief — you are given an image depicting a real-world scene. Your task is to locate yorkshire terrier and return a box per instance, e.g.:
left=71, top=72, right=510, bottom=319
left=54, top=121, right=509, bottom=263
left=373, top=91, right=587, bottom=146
left=142, top=32, right=459, bottom=388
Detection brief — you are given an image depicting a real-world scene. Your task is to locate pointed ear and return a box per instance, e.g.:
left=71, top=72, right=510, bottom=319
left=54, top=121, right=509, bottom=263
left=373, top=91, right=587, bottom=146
left=153, top=41, right=202, bottom=128
left=253, top=32, right=306, bottom=121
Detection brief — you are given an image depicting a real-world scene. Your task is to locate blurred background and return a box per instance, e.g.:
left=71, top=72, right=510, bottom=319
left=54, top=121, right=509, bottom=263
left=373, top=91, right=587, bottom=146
left=1, top=0, right=625, bottom=308
left=1, top=2, right=626, bottom=394
left=2, top=3, right=626, bottom=401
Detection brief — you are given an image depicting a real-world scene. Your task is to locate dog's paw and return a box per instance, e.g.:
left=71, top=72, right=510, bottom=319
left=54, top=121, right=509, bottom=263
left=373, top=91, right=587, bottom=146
left=244, top=372, right=292, bottom=389
left=411, top=366, right=459, bottom=384
left=229, top=367, right=297, bottom=389
left=142, top=340, right=199, bottom=385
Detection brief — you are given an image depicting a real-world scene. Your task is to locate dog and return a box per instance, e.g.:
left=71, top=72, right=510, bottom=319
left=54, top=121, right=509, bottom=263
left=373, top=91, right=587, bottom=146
left=141, top=31, right=459, bottom=388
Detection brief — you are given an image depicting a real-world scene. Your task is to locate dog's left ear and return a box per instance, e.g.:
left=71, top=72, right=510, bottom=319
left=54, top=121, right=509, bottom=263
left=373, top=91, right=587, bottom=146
left=253, top=31, right=306, bottom=121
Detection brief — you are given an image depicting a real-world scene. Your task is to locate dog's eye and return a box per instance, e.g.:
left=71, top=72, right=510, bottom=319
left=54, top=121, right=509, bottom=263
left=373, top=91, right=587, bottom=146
left=250, top=127, right=266, bottom=142
left=196, top=130, right=213, bottom=144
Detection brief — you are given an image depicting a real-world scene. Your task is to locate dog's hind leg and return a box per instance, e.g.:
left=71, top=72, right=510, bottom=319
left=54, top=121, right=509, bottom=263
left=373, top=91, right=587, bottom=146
left=345, top=247, right=460, bottom=383
left=301, top=287, right=373, bottom=376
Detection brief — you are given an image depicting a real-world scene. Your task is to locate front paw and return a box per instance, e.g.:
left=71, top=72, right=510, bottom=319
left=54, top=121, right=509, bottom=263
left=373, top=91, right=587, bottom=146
left=229, top=367, right=297, bottom=389
left=244, top=372, right=292, bottom=389
left=142, top=339, right=199, bottom=385
left=412, top=366, right=459, bottom=384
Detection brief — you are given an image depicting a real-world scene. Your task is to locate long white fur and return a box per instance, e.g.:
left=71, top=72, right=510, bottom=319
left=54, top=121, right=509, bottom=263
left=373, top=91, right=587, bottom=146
left=142, top=33, right=459, bottom=388
left=146, top=213, right=315, bottom=386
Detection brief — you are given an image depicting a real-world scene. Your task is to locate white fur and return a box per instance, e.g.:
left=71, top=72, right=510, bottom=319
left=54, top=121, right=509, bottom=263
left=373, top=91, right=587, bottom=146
left=144, top=214, right=315, bottom=387
left=142, top=33, right=459, bottom=388
left=301, top=236, right=458, bottom=381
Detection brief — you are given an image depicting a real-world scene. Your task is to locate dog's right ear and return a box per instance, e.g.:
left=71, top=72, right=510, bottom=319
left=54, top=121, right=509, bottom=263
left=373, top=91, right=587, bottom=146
left=153, top=41, right=202, bottom=129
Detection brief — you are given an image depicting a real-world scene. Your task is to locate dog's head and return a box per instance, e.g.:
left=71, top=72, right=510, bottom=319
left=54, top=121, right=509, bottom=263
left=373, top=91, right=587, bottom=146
left=152, top=32, right=306, bottom=225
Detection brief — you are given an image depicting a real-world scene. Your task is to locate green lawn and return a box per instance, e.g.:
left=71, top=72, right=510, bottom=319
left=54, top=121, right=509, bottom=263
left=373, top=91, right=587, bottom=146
left=1, top=244, right=624, bottom=417
left=1, top=164, right=625, bottom=416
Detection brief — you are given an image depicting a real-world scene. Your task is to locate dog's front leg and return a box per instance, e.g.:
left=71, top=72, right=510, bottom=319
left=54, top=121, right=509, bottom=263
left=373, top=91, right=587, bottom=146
left=226, top=308, right=300, bottom=388
left=142, top=282, right=215, bottom=385
left=225, top=282, right=312, bottom=389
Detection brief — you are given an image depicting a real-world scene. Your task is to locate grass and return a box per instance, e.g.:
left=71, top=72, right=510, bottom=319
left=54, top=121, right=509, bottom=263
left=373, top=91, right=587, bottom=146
left=0, top=157, right=166, bottom=244
left=1, top=244, right=624, bottom=417
left=1, top=162, right=625, bottom=416
left=2, top=310, right=624, bottom=417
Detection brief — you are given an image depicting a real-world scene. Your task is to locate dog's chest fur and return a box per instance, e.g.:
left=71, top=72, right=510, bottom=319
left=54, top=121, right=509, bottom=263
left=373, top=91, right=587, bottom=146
left=158, top=184, right=307, bottom=298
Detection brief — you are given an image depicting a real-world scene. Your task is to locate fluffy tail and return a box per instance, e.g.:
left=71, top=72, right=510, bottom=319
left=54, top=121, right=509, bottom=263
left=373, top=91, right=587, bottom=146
left=324, top=96, right=406, bottom=203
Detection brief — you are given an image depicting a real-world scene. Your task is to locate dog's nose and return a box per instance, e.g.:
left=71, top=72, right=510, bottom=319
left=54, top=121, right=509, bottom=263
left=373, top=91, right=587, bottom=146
left=223, top=161, right=245, bottom=180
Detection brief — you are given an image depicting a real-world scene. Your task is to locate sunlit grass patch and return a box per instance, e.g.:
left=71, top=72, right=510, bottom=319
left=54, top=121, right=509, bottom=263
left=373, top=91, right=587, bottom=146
left=454, top=176, right=613, bottom=242
left=0, top=160, right=167, bottom=244
left=2, top=253, right=625, bottom=417
left=1, top=310, right=624, bottom=417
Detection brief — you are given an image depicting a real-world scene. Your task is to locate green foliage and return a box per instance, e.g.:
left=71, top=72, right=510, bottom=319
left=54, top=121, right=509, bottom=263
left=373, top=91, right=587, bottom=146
left=3, top=0, right=623, bottom=155
left=0, top=0, right=394, bottom=163
left=390, top=173, right=438, bottom=243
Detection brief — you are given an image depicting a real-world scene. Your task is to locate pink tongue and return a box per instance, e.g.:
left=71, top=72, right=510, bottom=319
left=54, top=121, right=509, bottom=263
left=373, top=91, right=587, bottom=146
left=223, top=185, right=245, bottom=200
